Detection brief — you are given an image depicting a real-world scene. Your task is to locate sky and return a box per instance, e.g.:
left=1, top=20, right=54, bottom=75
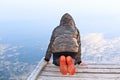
left=0, top=0, right=120, bottom=39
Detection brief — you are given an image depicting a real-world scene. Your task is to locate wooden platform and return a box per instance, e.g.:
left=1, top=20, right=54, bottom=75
left=27, top=58, right=120, bottom=80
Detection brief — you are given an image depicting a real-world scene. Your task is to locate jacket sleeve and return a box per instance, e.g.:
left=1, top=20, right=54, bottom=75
left=44, top=29, right=56, bottom=62
left=75, top=29, right=82, bottom=64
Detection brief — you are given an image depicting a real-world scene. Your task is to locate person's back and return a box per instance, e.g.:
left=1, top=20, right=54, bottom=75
left=44, top=13, right=82, bottom=75
left=52, top=23, right=79, bottom=53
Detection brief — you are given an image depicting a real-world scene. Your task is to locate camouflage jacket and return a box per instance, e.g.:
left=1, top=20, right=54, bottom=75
left=45, top=13, right=81, bottom=64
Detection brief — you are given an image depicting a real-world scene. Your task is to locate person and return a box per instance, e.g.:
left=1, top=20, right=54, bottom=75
left=44, top=13, right=86, bottom=75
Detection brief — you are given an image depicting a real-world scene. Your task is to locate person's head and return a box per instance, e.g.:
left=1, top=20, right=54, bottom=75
left=60, top=13, right=75, bottom=27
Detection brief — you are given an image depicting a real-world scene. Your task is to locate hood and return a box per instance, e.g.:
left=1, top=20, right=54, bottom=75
left=59, top=13, right=75, bottom=26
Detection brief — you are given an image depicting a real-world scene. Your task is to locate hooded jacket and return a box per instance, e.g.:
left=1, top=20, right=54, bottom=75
left=45, top=13, right=81, bottom=64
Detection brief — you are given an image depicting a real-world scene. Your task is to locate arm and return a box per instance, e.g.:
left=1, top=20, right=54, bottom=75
left=44, top=29, right=56, bottom=62
left=75, top=29, right=87, bottom=66
left=75, top=29, right=82, bottom=64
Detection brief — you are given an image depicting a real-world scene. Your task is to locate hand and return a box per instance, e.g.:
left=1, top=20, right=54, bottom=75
left=80, top=62, right=87, bottom=66
left=44, top=59, right=49, bottom=64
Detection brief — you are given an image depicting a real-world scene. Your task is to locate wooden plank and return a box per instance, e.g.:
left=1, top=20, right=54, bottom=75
left=38, top=76, right=120, bottom=80
left=27, top=57, right=48, bottom=80
left=40, top=71, right=120, bottom=78
left=43, top=67, right=120, bottom=73
left=35, top=60, right=120, bottom=80
left=47, top=63, right=120, bottom=69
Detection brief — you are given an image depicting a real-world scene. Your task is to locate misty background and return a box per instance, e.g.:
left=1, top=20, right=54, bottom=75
left=0, top=0, right=120, bottom=80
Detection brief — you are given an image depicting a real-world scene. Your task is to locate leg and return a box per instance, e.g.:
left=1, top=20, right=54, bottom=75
left=59, top=55, right=67, bottom=75
left=53, top=53, right=60, bottom=66
left=63, top=52, right=76, bottom=65
left=66, top=56, right=76, bottom=75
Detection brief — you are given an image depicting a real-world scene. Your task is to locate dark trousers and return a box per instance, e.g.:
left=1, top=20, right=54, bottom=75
left=53, top=52, right=77, bottom=66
